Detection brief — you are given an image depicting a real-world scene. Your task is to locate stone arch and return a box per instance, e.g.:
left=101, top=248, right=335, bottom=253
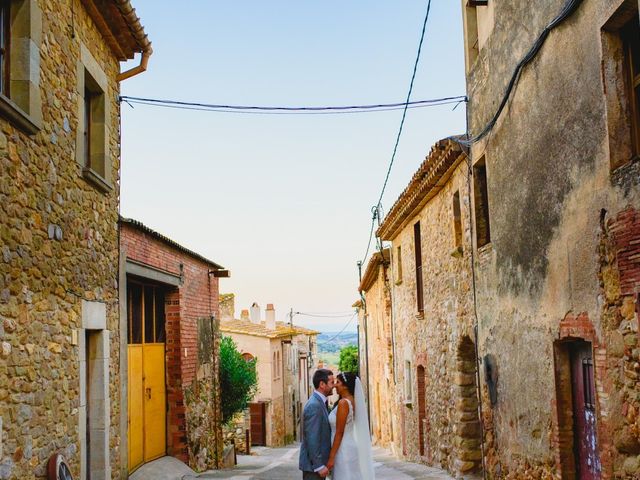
left=454, top=335, right=482, bottom=475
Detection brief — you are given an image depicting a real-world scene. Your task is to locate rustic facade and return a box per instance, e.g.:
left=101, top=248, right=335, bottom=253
left=357, top=249, right=400, bottom=454
left=375, top=139, right=481, bottom=477
left=219, top=300, right=318, bottom=448
left=461, top=0, right=640, bottom=478
left=0, top=1, right=150, bottom=478
left=120, top=218, right=227, bottom=474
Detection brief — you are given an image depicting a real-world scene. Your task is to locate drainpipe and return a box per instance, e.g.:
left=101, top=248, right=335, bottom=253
left=117, top=49, right=152, bottom=82
left=114, top=0, right=153, bottom=82
left=464, top=102, right=488, bottom=480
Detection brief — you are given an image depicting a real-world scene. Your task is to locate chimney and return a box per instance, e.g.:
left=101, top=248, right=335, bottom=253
left=240, top=309, right=250, bottom=322
left=250, top=302, right=261, bottom=324
left=219, top=293, right=235, bottom=322
left=266, top=304, right=276, bottom=330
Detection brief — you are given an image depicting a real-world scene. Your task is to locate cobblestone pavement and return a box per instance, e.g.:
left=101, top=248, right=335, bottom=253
left=189, top=444, right=456, bottom=480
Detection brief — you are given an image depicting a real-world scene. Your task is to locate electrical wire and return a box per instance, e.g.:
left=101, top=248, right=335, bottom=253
left=120, top=95, right=465, bottom=115
left=295, top=312, right=356, bottom=318
left=317, top=313, right=358, bottom=345
left=456, top=0, right=583, bottom=146
left=375, top=0, right=432, bottom=209
left=357, top=0, right=433, bottom=270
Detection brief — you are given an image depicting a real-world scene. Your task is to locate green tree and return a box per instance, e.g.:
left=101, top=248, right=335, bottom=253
left=338, top=344, right=359, bottom=374
left=219, top=335, right=258, bottom=425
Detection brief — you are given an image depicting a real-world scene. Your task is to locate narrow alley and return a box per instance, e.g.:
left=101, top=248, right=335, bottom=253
left=189, top=446, right=456, bottom=480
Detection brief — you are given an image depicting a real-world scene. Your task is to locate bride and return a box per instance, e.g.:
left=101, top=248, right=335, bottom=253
left=326, top=372, right=375, bottom=480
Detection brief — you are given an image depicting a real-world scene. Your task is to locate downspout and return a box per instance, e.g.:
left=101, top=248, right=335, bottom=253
left=117, top=49, right=151, bottom=82
left=114, top=0, right=153, bottom=82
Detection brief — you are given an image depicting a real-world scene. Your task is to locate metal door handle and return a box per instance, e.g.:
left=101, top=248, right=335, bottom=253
left=146, top=388, right=151, bottom=400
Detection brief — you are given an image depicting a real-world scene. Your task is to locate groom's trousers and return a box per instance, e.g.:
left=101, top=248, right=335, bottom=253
left=302, top=472, right=323, bottom=480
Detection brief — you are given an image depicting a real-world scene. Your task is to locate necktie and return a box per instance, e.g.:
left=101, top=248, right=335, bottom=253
left=325, top=400, right=329, bottom=411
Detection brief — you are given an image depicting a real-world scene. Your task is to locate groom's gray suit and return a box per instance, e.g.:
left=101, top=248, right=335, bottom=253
left=299, top=391, right=331, bottom=479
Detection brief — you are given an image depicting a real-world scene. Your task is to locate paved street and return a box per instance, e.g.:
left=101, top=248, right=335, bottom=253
left=188, top=445, right=455, bottom=480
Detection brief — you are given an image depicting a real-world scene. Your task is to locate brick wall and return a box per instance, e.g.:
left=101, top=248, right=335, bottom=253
left=121, top=223, right=224, bottom=471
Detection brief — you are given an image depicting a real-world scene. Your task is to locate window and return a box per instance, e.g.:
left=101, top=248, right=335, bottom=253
left=0, top=1, right=10, bottom=97
left=82, top=69, right=107, bottom=186
left=602, top=3, right=640, bottom=171
left=0, top=0, right=42, bottom=134
left=242, top=352, right=255, bottom=362
left=582, top=358, right=595, bottom=410
left=463, top=0, right=493, bottom=71
left=127, top=282, right=166, bottom=345
left=623, top=18, right=640, bottom=158
left=414, top=222, right=424, bottom=314
left=473, top=157, right=491, bottom=248
left=453, top=191, right=463, bottom=252
left=404, top=361, right=413, bottom=404
left=273, top=352, right=277, bottom=378
left=76, top=44, right=111, bottom=191
left=395, top=245, right=403, bottom=285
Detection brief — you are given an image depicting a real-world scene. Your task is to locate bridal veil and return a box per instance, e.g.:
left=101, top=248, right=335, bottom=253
left=354, top=377, right=375, bottom=479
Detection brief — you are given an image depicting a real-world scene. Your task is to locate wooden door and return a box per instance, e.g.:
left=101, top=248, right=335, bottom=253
left=417, top=365, right=426, bottom=457
left=250, top=402, right=266, bottom=446
left=127, top=282, right=167, bottom=473
left=570, top=342, right=601, bottom=480
left=128, top=345, right=144, bottom=472
left=143, top=344, right=166, bottom=462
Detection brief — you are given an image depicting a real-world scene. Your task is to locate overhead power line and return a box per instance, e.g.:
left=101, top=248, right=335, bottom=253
left=317, top=313, right=358, bottom=345
left=120, top=95, right=466, bottom=115
left=295, top=312, right=355, bottom=318
left=358, top=0, right=434, bottom=269
left=375, top=0, right=433, bottom=210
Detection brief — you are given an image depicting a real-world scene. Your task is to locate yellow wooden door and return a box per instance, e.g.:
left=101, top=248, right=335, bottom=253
left=127, top=282, right=167, bottom=474
left=143, top=344, right=166, bottom=462
left=128, top=345, right=144, bottom=472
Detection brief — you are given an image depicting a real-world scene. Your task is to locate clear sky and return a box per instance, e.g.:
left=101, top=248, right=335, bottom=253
left=120, top=1, right=467, bottom=332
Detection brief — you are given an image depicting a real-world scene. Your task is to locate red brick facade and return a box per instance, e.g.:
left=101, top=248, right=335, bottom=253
left=610, top=207, right=640, bottom=298
left=120, top=220, right=224, bottom=470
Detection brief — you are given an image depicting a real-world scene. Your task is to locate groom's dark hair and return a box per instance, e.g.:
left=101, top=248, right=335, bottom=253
left=313, top=368, right=333, bottom=389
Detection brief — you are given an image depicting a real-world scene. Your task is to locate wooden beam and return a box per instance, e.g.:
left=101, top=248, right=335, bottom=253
left=468, top=0, right=489, bottom=6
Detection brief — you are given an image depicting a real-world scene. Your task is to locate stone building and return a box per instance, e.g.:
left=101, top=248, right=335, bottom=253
left=356, top=249, right=400, bottom=454
left=460, top=0, right=640, bottom=477
left=219, top=300, right=318, bottom=448
left=119, top=218, right=228, bottom=473
left=0, top=1, right=150, bottom=478
left=376, top=139, right=481, bottom=477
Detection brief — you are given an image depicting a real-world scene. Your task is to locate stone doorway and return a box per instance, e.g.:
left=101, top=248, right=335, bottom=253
left=454, top=336, right=482, bottom=475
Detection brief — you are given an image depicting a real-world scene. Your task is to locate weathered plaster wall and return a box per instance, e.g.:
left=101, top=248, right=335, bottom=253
left=463, top=0, right=640, bottom=477
left=389, top=160, right=479, bottom=476
left=0, top=1, right=124, bottom=478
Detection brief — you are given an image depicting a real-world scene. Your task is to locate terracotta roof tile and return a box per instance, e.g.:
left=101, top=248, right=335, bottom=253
left=220, top=320, right=319, bottom=339
left=377, top=138, right=466, bottom=241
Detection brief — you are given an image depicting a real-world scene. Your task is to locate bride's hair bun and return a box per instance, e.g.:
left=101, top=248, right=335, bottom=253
left=339, top=372, right=357, bottom=395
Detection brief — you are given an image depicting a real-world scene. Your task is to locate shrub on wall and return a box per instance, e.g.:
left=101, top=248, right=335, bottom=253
left=220, top=335, right=258, bottom=425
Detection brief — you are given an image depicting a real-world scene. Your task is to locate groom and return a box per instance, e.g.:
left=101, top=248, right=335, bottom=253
left=299, top=368, right=334, bottom=479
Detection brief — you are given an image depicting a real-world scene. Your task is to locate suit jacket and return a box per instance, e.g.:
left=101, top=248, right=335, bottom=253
left=299, top=391, right=331, bottom=473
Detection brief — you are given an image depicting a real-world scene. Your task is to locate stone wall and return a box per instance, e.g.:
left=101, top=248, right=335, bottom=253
left=0, top=1, right=125, bottom=478
left=223, top=411, right=250, bottom=455
left=359, top=252, right=399, bottom=453
left=387, top=158, right=480, bottom=476
left=462, top=0, right=640, bottom=477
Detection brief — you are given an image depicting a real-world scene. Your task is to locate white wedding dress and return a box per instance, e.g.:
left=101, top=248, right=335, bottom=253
left=328, top=378, right=375, bottom=480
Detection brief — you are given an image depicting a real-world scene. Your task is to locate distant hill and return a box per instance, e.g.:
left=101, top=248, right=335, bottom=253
left=317, top=332, right=358, bottom=354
